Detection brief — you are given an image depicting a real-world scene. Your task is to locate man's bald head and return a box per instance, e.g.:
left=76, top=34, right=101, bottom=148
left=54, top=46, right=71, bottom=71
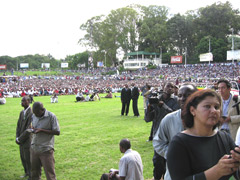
left=119, top=139, right=131, bottom=152
left=21, top=96, right=31, bottom=109
left=178, top=83, right=198, bottom=109
left=32, top=102, right=45, bottom=117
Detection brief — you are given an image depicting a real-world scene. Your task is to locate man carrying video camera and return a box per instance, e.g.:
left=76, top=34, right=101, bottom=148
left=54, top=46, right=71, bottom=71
left=146, top=82, right=180, bottom=180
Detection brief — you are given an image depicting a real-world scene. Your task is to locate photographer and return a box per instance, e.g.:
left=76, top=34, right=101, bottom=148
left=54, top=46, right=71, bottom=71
left=146, top=82, right=180, bottom=180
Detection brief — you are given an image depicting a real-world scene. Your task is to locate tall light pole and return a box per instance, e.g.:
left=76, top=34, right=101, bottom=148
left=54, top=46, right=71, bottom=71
left=184, top=47, right=187, bottom=79
left=104, top=50, right=107, bottom=68
left=232, top=28, right=234, bottom=64
left=209, top=37, right=211, bottom=65
left=185, top=47, right=187, bottom=68
left=159, top=46, right=162, bottom=68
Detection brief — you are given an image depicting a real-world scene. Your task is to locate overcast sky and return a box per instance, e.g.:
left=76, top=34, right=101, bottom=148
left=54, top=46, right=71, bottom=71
left=0, top=0, right=239, bottom=59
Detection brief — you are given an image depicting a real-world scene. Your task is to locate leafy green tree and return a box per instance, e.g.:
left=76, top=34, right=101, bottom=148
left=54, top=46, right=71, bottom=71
left=68, top=52, right=88, bottom=69
left=195, top=36, right=228, bottom=62
left=195, top=2, right=240, bottom=40
left=0, top=56, right=16, bottom=70
left=138, top=5, right=169, bottom=53
left=0, top=54, right=59, bottom=70
left=167, top=13, right=198, bottom=61
left=227, top=35, right=240, bottom=50
left=79, top=7, right=139, bottom=66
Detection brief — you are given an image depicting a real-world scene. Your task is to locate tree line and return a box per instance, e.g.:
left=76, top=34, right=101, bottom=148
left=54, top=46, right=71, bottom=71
left=1, top=1, right=240, bottom=70
left=79, top=1, right=240, bottom=66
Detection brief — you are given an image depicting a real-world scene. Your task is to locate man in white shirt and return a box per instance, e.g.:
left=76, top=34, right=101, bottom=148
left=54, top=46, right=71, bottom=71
left=100, top=139, right=144, bottom=180
left=218, top=79, right=240, bottom=141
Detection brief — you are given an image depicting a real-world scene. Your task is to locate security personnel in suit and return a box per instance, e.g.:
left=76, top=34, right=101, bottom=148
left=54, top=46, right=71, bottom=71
left=131, top=83, right=140, bottom=117
left=16, top=96, right=33, bottom=179
left=121, top=84, right=132, bottom=116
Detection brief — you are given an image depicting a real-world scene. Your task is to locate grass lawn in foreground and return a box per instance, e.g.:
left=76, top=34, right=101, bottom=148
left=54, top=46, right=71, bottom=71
left=0, top=94, right=154, bottom=180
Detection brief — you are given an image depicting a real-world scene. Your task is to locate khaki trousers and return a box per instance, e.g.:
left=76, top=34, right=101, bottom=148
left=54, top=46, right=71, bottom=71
left=31, top=149, right=56, bottom=180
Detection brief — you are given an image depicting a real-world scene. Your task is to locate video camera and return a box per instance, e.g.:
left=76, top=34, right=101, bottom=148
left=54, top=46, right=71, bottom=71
left=148, top=90, right=166, bottom=104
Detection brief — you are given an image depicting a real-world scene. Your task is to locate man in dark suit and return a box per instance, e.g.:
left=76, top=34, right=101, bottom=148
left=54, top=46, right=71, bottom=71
left=16, top=96, right=33, bottom=179
left=121, top=84, right=131, bottom=116
left=131, top=83, right=140, bottom=117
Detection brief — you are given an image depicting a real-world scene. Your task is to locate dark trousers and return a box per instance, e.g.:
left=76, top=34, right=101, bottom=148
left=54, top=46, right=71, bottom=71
left=31, top=149, right=56, bottom=180
left=20, top=145, right=31, bottom=177
left=121, top=101, right=130, bottom=115
left=100, top=173, right=118, bottom=180
left=132, top=98, right=139, bottom=116
left=76, top=97, right=81, bottom=101
left=149, top=124, right=153, bottom=141
left=153, top=150, right=166, bottom=180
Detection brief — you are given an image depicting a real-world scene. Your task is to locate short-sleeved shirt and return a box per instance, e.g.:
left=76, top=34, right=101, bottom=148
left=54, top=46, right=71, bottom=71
left=119, top=149, right=144, bottom=180
left=31, top=110, right=60, bottom=153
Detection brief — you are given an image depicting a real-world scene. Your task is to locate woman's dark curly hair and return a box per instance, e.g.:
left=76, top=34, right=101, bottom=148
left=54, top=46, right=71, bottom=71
left=181, top=89, right=222, bottom=129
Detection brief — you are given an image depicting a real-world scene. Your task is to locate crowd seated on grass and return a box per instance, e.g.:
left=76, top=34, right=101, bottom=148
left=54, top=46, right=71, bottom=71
left=0, top=62, right=240, bottom=99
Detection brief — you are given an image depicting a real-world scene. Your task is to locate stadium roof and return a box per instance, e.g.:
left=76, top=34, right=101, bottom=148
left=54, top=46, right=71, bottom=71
left=127, top=51, right=159, bottom=56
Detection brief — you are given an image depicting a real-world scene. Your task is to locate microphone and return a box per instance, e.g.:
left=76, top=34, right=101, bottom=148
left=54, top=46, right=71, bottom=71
left=232, top=101, right=240, bottom=108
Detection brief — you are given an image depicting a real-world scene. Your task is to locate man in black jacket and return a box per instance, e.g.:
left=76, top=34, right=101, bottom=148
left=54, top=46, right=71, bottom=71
left=146, top=82, right=180, bottom=180
left=121, top=84, right=131, bottom=116
left=16, top=96, right=33, bottom=179
left=131, top=83, right=140, bottom=117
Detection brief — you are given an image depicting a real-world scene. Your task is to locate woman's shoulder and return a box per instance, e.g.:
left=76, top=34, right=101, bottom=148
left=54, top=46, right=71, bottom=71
left=171, top=132, right=189, bottom=142
left=172, top=131, right=218, bottom=144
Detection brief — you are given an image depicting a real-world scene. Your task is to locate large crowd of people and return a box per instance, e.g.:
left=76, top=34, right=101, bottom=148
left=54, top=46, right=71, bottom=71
left=1, top=62, right=240, bottom=99
left=2, top=62, right=240, bottom=179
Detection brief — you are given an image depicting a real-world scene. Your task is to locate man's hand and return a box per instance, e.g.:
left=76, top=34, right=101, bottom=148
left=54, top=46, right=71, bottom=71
left=15, top=138, right=20, bottom=145
left=158, top=100, right=164, bottom=107
left=225, top=117, right=231, bottom=123
left=220, top=116, right=231, bottom=124
left=109, top=171, right=116, bottom=179
left=33, top=128, right=42, bottom=134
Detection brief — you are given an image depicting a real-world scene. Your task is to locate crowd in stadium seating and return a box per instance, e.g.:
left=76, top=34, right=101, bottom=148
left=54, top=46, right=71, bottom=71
left=0, top=62, right=240, bottom=98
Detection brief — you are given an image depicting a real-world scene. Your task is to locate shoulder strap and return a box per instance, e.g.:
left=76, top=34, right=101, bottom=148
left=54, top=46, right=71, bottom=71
left=216, top=131, right=231, bottom=154
left=218, top=131, right=240, bottom=179
left=233, top=95, right=240, bottom=115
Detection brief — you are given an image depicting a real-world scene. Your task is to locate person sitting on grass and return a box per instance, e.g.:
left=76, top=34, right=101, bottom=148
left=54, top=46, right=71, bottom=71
left=51, top=93, right=58, bottom=103
left=0, top=94, right=6, bottom=105
left=101, top=91, right=113, bottom=98
left=76, top=90, right=84, bottom=102
left=90, top=92, right=100, bottom=101
left=84, top=94, right=90, bottom=102
left=100, top=138, right=144, bottom=180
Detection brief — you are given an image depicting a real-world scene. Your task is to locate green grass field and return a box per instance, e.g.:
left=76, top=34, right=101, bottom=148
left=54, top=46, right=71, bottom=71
left=0, top=94, right=154, bottom=180
left=4, top=70, right=82, bottom=76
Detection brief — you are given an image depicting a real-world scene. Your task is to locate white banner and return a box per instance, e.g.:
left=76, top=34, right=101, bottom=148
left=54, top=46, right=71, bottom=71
left=97, top=62, right=104, bottom=67
left=61, top=63, right=68, bottom=68
left=77, top=64, right=85, bottom=68
left=0, top=65, right=6, bottom=69
left=41, top=63, right=50, bottom=68
left=20, top=63, right=29, bottom=68
left=227, top=50, right=240, bottom=60
left=199, top=53, right=213, bottom=62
